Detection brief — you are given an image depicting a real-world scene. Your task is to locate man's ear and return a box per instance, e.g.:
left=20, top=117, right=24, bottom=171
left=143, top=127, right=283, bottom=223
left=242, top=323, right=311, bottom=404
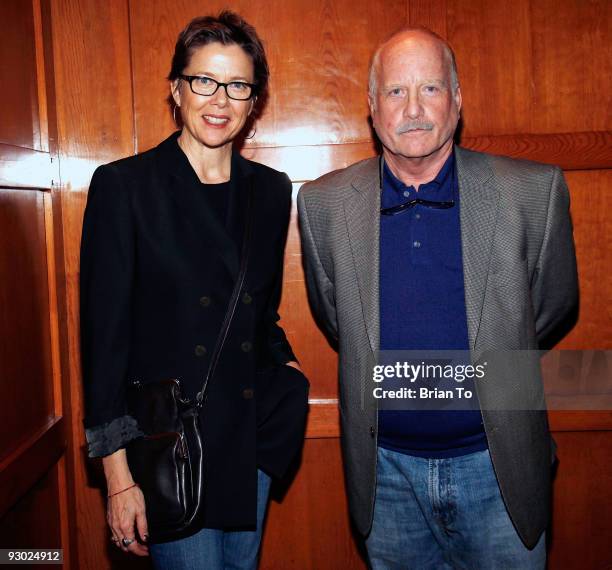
left=368, top=93, right=376, bottom=117
left=454, top=86, right=462, bottom=114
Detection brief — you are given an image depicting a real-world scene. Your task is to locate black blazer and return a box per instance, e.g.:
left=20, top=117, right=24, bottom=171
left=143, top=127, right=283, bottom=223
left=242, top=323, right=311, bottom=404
left=80, top=132, right=308, bottom=529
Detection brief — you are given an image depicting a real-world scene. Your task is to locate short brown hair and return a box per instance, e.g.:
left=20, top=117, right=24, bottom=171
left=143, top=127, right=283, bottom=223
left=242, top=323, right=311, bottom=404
left=168, top=11, right=269, bottom=97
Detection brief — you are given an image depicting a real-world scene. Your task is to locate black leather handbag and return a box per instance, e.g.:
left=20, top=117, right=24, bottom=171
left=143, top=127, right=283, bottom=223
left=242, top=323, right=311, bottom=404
left=126, top=181, right=253, bottom=542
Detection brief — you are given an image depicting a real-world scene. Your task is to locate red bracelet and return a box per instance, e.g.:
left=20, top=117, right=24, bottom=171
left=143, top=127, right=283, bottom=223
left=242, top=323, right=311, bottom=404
left=107, top=482, right=139, bottom=498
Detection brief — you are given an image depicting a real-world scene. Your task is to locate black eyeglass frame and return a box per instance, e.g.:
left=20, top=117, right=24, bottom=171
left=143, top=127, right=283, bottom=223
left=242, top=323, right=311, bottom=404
left=179, top=74, right=257, bottom=101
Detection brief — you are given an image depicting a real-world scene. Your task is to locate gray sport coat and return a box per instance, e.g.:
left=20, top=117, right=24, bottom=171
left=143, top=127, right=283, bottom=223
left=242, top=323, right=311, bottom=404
left=297, top=146, right=578, bottom=548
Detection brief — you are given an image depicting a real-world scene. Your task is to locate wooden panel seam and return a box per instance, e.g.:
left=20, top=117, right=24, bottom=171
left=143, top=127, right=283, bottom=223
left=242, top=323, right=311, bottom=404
left=461, top=130, right=612, bottom=172
left=243, top=130, right=612, bottom=182
left=5, top=132, right=604, bottom=190
left=306, top=401, right=340, bottom=439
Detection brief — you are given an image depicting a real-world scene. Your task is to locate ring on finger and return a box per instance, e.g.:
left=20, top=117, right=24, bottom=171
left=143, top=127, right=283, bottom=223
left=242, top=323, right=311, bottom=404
left=111, top=536, right=120, bottom=543
left=121, top=537, right=135, bottom=547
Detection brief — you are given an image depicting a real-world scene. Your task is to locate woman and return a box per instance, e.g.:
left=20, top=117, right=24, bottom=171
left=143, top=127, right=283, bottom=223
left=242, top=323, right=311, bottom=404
left=80, top=12, right=309, bottom=569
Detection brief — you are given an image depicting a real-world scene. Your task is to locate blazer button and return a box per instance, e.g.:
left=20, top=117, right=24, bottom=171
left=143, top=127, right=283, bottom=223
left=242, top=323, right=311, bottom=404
left=199, top=296, right=211, bottom=308
left=241, top=341, right=252, bottom=353
left=242, top=292, right=252, bottom=305
left=194, top=345, right=207, bottom=357
left=370, top=426, right=376, bottom=438
left=242, top=388, right=254, bottom=400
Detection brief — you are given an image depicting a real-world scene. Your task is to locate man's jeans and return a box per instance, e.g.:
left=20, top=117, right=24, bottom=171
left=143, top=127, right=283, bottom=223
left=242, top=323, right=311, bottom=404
left=150, top=470, right=271, bottom=570
left=366, top=447, right=546, bottom=569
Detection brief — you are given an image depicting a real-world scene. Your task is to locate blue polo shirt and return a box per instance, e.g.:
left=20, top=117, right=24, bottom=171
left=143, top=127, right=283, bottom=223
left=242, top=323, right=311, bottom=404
left=378, top=150, right=488, bottom=458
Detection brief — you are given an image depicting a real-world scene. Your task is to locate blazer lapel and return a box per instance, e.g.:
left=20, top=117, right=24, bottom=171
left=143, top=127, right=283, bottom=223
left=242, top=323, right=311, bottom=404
left=225, top=152, right=253, bottom=268
left=456, top=147, right=499, bottom=349
left=344, top=159, right=380, bottom=354
left=343, top=150, right=497, bottom=354
left=156, top=133, right=241, bottom=280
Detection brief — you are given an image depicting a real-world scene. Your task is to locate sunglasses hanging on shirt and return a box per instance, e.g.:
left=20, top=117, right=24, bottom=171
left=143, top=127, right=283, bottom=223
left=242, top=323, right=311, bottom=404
left=379, top=156, right=456, bottom=216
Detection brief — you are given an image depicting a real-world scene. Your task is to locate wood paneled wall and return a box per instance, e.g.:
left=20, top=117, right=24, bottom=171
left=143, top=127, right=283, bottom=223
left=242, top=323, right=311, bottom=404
left=37, top=0, right=612, bottom=568
left=0, top=0, right=71, bottom=565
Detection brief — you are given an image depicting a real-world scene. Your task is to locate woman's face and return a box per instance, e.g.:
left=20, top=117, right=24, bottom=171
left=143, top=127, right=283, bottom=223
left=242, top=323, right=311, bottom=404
left=172, top=42, right=255, bottom=150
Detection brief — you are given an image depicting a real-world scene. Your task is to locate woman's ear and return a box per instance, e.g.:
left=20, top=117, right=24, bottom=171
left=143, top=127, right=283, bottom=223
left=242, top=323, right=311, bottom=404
left=170, top=79, right=181, bottom=107
left=249, top=96, right=257, bottom=115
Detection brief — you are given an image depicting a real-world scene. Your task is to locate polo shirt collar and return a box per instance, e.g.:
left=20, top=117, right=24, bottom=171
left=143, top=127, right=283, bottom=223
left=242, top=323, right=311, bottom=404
left=381, top=149, right=456, bottom=205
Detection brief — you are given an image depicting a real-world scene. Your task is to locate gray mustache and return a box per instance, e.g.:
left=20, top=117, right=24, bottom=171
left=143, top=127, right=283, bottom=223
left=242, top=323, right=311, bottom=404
left=396, top=122, right=434, bottom=135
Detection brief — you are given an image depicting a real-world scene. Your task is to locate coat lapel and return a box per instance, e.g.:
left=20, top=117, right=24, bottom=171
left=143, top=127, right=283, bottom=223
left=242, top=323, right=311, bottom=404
left=455, top=147, right=499, bottom=349
left=225, top=152, right=254, bottom=268
left=344, top=150, right=497, bottom=354
left=344, top=158, right=381, bottom=353
left=155, top=133, right=245, bottom=280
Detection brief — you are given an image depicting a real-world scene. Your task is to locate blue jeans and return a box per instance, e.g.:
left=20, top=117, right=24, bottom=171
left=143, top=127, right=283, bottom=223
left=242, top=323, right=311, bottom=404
left=150, top=470, right=272, bottom=570
left=366, top=447, right=546, bottom=569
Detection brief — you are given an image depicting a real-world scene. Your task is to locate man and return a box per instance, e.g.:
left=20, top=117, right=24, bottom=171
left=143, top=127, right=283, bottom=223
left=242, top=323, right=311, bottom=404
left=298, top=27, right=577, bottom=568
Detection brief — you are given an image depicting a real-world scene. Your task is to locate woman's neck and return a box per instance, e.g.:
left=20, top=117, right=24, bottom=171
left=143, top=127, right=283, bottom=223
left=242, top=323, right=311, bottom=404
left=177, top=130, right=232, bottom=183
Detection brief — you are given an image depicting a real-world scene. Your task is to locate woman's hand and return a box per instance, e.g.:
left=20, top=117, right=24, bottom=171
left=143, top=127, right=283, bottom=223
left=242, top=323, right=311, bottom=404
left=103, top=449, right=149, bottom=556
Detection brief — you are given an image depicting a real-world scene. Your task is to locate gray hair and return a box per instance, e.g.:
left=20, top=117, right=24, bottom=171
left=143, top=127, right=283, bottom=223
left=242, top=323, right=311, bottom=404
left=368, top=27, right=459, bottom=101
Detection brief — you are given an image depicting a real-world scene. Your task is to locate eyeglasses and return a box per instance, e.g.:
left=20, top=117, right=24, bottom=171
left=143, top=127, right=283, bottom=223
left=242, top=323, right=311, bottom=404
left=179, top=75, right=256, bottom=101
left=380, top=198, right=455, bottom=216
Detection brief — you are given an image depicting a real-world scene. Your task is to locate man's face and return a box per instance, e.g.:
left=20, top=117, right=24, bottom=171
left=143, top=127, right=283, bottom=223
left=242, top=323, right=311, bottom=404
left=369, top=34, right=462, bottom=164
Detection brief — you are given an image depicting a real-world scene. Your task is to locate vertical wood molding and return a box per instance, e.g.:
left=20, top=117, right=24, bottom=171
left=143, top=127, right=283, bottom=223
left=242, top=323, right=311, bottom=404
left=56, top=455, right=72, bottom=570
left=40, top=0, right=75, bottom=563
left=39, top=0, right=59, bottom=157
left=43, top=191, right=63, bottom=418
left=32, top=0, right=49, bottom=153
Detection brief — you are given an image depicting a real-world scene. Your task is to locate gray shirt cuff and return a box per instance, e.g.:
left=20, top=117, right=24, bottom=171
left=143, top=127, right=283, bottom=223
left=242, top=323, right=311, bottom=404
left=85, top=415, right=144, bottom=458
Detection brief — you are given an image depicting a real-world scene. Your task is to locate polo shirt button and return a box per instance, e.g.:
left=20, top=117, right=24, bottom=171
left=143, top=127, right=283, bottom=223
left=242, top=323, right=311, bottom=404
left=241, top=341, right=252, bottom=353
left=242, top=388, right=254, bottom=400
left=415, top=213, right=421, bottom=220
left=242, top=292, right=252, bottom=305
left=199, top=296, right=211, bottom=307
left=194, top=345, right=207, bottom=357
left=413, top=240, right=421, bottom=248
left=403, top=190, right=410, bottom=198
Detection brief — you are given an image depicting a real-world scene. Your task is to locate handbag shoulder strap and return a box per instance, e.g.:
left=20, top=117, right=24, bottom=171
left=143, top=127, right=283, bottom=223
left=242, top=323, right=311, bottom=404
left=195, top=178, right=254, bottom=407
